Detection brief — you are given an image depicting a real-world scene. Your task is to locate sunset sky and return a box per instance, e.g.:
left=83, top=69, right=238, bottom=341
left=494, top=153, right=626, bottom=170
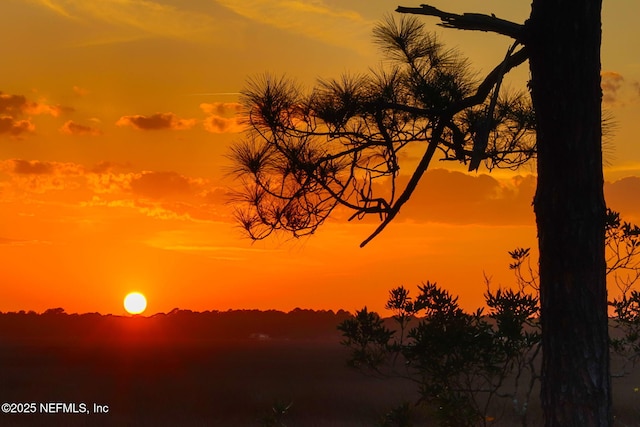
left=1, top=0, right=639, bottom=315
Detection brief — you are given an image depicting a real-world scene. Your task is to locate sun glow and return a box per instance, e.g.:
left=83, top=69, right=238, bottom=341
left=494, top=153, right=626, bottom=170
left=124, top=292, right=147, bottom=315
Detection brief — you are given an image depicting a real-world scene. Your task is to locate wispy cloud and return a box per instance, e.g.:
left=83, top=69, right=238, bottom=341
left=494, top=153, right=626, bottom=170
left=29, top=0, right=216, bottom=41
left=31, top=0, right=73, bottom=18
left=0, top=237, right=51, bottom=246
left=72, top=86, right=90, bottom=97
left=215, top=0, right=373, bottom=50
left=144, top=230, right=279, bottom=260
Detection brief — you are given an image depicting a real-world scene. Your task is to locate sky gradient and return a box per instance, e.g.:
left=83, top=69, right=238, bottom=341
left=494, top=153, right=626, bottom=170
left=1, top=0, right=639, bottom=315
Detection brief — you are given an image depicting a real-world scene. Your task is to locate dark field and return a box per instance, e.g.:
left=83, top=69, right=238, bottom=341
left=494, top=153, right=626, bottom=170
left=1, top=311, right=639, bottom=426
left=0, top=310, right=422, bottom=426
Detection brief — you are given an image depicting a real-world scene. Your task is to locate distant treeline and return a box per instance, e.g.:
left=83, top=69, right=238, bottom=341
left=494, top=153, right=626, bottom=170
left=0, top=308, right=354, bottom=343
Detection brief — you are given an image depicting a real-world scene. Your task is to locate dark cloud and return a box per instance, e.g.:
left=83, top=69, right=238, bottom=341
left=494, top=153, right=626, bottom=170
left=202, top=187, right=230, bottom=204
left=0, top=91, right=72, bottom=138
left=0, top=158, right=230, bottom=222
left=130, top=171, right=194, bottom=199
left=200, top=102, right=244, bottom=133
left=0, top=91, right=72, bottom=117
left=200, top=102, right=242, bottom=116
left=605, top=176, right=640, bottom=221
left=0, top=92, right=28, bottom=115
left=116, top=112, right=196, bottom=130
left=12, top=160, right=55, bottom=175
left=59, top=120, right=102, bottom=136
left=385, top=170, right=640, bottom=226
left=0, top=117, right=34, bottom=136
left=202, top=115, right=244, bottom=133
left=375, top=169, right=537, bottom=226
left=602, top=71, right=625, bottom=105
left=90, top=161, right=119, bottom=174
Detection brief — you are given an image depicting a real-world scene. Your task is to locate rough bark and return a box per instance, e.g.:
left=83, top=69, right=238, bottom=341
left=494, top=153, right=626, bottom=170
left=527, top=0, right=611, bottom=425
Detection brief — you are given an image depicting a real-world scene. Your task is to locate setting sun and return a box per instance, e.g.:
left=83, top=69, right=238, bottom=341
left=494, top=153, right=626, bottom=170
left=124, top=292, right=147, bottom=315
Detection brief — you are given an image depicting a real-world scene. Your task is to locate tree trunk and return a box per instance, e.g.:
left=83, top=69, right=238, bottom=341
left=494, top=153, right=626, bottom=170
left=527, top=0, right=611, bottom=425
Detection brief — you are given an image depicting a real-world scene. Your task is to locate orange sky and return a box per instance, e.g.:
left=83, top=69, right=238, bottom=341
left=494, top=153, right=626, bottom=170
left=1, top=0, right=640, bottom=315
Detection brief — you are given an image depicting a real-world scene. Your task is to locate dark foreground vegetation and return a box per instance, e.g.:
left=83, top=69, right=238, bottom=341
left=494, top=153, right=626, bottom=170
left=1, top=307, right=640, bottom=426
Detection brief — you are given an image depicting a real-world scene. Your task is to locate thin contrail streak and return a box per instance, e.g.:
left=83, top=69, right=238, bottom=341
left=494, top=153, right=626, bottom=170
left=185, top=92, right=241, bottom=96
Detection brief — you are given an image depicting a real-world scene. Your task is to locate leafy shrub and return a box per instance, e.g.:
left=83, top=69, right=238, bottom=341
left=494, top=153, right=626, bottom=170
left=340, top=209, right=640, bottom=426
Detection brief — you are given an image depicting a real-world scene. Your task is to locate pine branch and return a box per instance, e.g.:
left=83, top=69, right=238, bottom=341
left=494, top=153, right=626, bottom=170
left=359, top=45, right=529, bottom=246
left=379, top=47, right=529, bottom=118
left=396, top=4, right=524, bottom=40
left=453, top=47, right=529, bottom=112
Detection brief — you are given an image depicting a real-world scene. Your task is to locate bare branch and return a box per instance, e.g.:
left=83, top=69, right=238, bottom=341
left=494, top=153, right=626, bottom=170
left=396, top=4, right=524, bottom=40
left=360, top=122, right=443, bottom=247
left=455, top=47, right=529, bottom=113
